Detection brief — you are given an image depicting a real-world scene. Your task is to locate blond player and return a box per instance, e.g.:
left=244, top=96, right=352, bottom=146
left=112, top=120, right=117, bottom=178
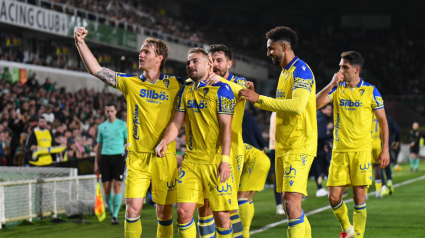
left=74, top=27, right=218, bottom=238
left=156, top=48, right=237, bottom=238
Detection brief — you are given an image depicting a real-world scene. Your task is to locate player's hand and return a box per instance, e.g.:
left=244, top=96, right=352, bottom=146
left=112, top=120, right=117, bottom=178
left=378, top=150, right=390, bottom=169
left=206, top=71, right=221, bottom=86
left=409, top=142, right=415, bottom=148
left=217, top=162, right=230, bottom=183
left=155, top=140, right=167, bottom=158
left=331, top=72, right=344, bottom=86
left=246, top=81, right=255, bottom=91
left=94, top=162, right=99, bottom=175
left=74, top=27, right=88, bottom=43
left=238, top=89, right=260, bottom=104
left=31, top=145, right=37, bottom=151
left=262, top=147, right=267, bottom=154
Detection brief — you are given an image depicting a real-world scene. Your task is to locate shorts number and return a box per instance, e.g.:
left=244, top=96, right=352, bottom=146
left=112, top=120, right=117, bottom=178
left=178, top=171, right=185, bottom=184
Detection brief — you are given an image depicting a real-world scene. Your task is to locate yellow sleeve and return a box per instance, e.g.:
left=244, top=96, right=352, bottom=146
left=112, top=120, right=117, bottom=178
left=254, top=88, right=310, bottom=115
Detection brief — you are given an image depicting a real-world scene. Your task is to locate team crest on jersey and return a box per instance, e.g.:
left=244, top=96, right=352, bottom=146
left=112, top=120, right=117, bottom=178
left=341, top=90, right=345, bottom=94
left=359, top=89, right=365, bottom=96
left=203, top=88, right=209, bottom=97
left=236, top=79, right=247, bottom=88
left=163, top=78, right=170, bottom=88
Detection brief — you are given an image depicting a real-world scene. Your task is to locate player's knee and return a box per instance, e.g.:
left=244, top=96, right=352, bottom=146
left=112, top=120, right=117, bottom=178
left=213, top=212, right=231, bottom=229
left=156, top=204, right=172, bottom=220
left=177, top=207, right=192, bottom=223
left=125, top=199, right=142, bottom=218
left=282, top=195, right=301, bottom=217
left=328, top=193, right=341, bottom=206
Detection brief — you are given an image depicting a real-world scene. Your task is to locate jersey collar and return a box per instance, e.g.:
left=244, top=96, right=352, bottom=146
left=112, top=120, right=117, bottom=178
left=139, top=72, right=164, bottom=84
left=342, top=78, right=364, bottom=88
left=284, top=56, right=299, bottom=70
left=226, top=72, right=234, bottom=81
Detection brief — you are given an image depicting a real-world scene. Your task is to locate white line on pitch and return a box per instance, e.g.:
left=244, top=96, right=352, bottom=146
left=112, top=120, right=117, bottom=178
left=250, top=175, right=425, bottom=235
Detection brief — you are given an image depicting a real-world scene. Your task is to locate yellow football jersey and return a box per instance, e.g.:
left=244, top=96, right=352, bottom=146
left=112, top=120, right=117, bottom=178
left=176, top=80, right=236, bottom=164
left=115, top=73, right=185, bottom=153
left=371, top=114, right=382, bottom=150
left=223, top=73, right=247, bottom=165
left=328, top=78, right=384, bottom=152
left=259, top=56, right=317, bottom=157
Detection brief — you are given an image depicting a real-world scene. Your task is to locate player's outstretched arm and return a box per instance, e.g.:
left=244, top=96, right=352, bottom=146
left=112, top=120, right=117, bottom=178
left=316, top=72, right=344, bottom=110
left=217, top=114, right=232, bottom=183
left=155, top=111, right=185, bottom=158
left=74, top=27, right=116, bottom=88
left=375, top=108, right=390, bottom=169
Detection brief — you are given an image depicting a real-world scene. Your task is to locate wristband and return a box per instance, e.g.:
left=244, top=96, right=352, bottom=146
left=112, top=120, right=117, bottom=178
left=221, top=155, right=230, bottom=163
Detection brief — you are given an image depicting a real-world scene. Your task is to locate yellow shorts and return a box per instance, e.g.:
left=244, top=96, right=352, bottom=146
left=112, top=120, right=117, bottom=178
left=125, top=151, right=177, bottom=205
left=239, top=145, right=271, bottom=192
left=327, top=151, right=372, bottom=187
left=177, top=161, right=238, bottom=212
left=276, top=153, right=314, bottom=196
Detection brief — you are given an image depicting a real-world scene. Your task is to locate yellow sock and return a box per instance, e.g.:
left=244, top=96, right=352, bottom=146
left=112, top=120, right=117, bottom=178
left=249, top=201, right=255, bottom=220
left=287, top=211, right=306, bottom=238
left=216, top=224, right=233, bottom=238
left=125, top=216, right=142, bottom=238
left=353, top=203, right=367, bottom=238
left=331, top=200, right=351, bottom=231
left=375, top=180, right=382, bottom=193
left=198, top=215, right=216, bottom=238
left=304, top=215, right=312, bottom=238
left=230, top=212, right=243, bottom=238
left=238, top=198, right=251, bottom=238
left=157, top=218, right=173, bottom=238
left=178, top=217, right=196, bottom=238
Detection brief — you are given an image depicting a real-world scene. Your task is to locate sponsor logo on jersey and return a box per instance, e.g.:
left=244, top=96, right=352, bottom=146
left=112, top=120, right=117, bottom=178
left=188, top=123, right=194, bottom=151
left=167, top=178, right=178, bottom=189
left=339, top=99, right=363, bottom=110
left=335, top=113, right=341, bottom=142
left=217, top=183, right=232, bottom=193
left=139, top=89, right=169, bottom=104
left=360, top=162, right=371, bottom=171
left=187, top=100, right=208, bottom=113
left=284, top=166, right=297, bottom=176
left=133, top=104, right=140, bottom=140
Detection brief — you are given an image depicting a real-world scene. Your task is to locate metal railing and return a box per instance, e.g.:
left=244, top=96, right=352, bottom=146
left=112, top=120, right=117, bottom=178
left=0, top=175, right=97, bottom=228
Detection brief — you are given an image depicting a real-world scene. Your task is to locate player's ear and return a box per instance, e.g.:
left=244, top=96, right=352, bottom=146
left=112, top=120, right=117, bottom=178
left=156, top=55, right=163, bottom=65
left=281, top=42, right=287, bottom=52
left=227, top=60, right=233, bottom=69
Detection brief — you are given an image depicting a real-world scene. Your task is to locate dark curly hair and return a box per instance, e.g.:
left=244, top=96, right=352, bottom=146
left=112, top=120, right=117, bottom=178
left=207, top=44, right=233, bottom=61
left=265, top=26, right=298, bottom=50
left=341, top=51, right=364, bottom=69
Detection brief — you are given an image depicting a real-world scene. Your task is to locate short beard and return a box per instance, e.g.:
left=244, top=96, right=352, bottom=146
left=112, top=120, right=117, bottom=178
left=215, top=68, right=227, bottom=78
left=273, top=55, right=282, bottom=67
left=191, top=71, right=206, bottom=82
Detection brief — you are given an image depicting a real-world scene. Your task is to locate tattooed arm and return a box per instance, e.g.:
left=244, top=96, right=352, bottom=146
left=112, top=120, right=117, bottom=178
left=74, top=27, right=116, bottom=87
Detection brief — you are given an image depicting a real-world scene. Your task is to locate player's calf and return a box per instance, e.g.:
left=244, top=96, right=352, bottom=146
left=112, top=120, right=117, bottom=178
left=125, top=198, right=144, bottom=238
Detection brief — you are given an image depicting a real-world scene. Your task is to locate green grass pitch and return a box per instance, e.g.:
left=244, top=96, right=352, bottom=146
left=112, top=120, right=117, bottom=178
left=1, top=163, right=424, bottom=238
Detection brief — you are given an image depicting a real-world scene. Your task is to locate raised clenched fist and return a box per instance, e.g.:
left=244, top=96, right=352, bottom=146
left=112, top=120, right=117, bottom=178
left=74, top=27, right=88, bottom=43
